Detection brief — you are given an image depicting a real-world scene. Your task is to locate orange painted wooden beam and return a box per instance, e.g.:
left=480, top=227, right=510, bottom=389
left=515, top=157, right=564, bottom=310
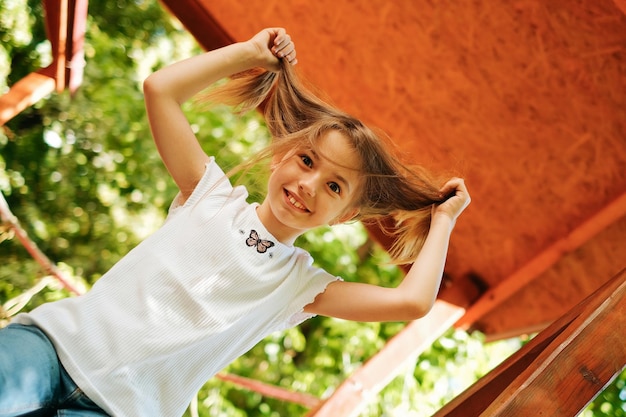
left=1, top=0, right=88, bottom=126
left=0, top=70, right=56, bottom=126
left=159, top=0, right=233, bottom=52
left=456, top=190, right=626, bottom=330
left=42, top=0, right=88, bottom=93
left=0, top=191, right=82, bottom=295
left=433, top=268, right=626, bottom=417
left=215, top=372, right=321, bottom=408
left=43, top=0, right=68, bottom=92
left=66, top=0, right=88, bottom=94
left=306, top=301, right=465, bottom=417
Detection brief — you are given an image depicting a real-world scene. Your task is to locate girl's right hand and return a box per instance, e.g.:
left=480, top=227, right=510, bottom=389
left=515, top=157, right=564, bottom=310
left=248, top=28, right=298, bottom=71
left=434, top=177, right=471, bottom=227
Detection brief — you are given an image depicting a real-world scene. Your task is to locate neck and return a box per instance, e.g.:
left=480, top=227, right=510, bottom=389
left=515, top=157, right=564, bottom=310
left=255, top=202, right=303, bottom=246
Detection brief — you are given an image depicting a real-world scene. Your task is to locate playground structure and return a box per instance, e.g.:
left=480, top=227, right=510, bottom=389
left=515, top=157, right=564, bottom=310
left=1, top=0, right=625, bottom=415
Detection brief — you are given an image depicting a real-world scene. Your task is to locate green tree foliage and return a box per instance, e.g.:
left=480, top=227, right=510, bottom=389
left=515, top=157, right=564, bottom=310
left=1, top=1, right=624, bottom=415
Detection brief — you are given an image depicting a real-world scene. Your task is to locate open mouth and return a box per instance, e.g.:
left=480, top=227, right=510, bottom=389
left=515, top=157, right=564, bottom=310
left=285, top=189, right=309, bottom=212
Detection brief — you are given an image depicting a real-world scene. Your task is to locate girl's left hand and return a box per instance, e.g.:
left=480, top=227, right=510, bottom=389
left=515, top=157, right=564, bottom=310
left=248, top=27, right=298, bottom=71
left=434, top=177, right=471, bottom=226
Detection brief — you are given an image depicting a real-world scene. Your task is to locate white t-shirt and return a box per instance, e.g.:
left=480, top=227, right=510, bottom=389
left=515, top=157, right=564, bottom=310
left=15, top=158, right=339, bottom=417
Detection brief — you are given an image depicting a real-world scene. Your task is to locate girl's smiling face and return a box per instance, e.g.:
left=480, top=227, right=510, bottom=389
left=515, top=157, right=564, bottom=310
left=257, top=130, right=363, bottom=245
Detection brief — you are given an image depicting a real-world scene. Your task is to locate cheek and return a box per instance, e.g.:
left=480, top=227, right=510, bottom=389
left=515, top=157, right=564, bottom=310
left=268, top=164, right=287, bottom=183
left=325, top=201, right=351, bottom=221
left=268, top=175, right=286, bottom=198
left=266, top=173, right=282, bottom=199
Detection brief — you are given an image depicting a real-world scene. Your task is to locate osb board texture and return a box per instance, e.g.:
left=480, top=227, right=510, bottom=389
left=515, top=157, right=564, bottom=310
left=184, top=0, right=626, bottom=336
left=478, top=215, right=626, bottom=338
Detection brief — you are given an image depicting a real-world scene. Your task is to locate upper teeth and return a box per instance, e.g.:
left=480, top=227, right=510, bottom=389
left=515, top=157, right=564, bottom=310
left=288, top=194, right=305, bottom=210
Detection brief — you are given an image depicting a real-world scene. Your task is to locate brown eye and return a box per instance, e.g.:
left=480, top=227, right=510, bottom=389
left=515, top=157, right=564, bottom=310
left=328, top=182, right=341, bottom=194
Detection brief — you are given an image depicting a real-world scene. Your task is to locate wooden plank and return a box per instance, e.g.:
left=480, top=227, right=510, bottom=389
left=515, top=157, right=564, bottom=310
left=66, top=0, right=89, bottom=94
left=159, top=0, right=233, bottom=52
left=433, top=268, right=626, bottom=417
left=484, top=270, right=626, bottom=416
left=433, top=309, right=577, bottom=416
left=215, top=372, right=321, bottom=408
left=43, top=0, right=68, bottom=91
left=0, top=191, right=82, bottom=294
left=456, top=192, right=626, bottom=330
left=307, top=301, right=465, bottom=417
left=1, top=0, right=88, bottom=125
left=0, top=71, right=56, bottom=126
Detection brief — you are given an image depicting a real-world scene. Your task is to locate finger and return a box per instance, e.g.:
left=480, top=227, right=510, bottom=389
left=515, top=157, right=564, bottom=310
left=276, top=44, right=295, bottom=59
left=284, top=50, right=298, bottom=65
left=268, top=29, right=298, bottom=65
left=274, top=33, right=291, bottom=49
left=275, top=40, right=294, bottom=57
left=441, top=177, right=465, bottom=191
left=439, top=178, right=467, bottom=201
left=275, top=46, right=297, bottom=67
left=439, top=178, right=459, bottom=194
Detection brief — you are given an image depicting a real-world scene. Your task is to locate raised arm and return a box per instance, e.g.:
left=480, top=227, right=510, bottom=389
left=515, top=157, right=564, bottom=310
left=305, top=178, right=471, bottom=322
left=143, top=28, right=296, bottom=201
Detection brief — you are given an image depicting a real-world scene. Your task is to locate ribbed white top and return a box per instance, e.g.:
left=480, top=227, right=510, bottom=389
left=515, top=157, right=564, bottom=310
left=15, top=158, right=338, bottom=416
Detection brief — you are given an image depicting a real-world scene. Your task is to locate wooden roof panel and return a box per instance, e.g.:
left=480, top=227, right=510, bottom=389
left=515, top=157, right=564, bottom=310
left=161, top=0, right=626, bottom=338
left=478, top=214, right=626, bottom=339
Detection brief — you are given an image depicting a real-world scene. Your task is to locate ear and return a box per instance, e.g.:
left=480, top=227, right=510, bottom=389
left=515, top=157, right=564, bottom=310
left=332, top=207, right=360, bottom=225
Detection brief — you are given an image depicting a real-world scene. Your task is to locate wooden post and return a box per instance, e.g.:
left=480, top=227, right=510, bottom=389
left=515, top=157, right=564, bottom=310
left=1, top=0, right=88, bottom=126
left=43, top=0, right=69, bottom=92
left=433, top=268, right=626, bottom=417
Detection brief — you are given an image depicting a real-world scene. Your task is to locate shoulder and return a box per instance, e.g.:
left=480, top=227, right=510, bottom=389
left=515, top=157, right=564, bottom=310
left=167, top=158, right=247, bottom=216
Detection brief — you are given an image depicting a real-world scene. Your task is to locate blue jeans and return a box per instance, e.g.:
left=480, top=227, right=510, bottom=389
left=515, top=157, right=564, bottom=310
left=0, top=324, right=109, bottom=417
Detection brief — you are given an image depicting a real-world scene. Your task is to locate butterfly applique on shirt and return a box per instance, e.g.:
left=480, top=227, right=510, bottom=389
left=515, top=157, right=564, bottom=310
left=245, top=229, right=275, bottom=254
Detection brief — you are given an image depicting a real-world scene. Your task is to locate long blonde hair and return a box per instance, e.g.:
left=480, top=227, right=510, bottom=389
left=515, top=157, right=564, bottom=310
left=203, top=61, right=448, bottom=264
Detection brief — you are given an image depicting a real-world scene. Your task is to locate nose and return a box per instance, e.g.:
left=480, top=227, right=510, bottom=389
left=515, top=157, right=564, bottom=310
left=298, top=172, right=320, bottom=197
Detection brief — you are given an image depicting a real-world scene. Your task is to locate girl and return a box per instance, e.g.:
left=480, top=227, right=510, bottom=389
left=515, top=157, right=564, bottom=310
left=0, top=28, right=470, bottom=416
